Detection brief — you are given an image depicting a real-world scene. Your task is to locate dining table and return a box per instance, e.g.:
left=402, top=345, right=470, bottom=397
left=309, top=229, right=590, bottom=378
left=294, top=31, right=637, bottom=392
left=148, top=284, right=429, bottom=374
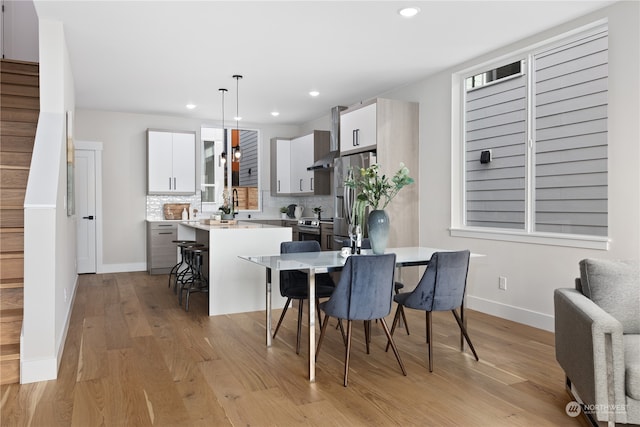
left=239, top=246, right=483, bottom=382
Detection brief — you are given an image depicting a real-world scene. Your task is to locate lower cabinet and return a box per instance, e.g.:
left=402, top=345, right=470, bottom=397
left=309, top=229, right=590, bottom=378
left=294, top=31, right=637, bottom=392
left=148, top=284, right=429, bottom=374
left=321, top=223, right=334, bottom=251
left=147, top=222, right=178, bottom=274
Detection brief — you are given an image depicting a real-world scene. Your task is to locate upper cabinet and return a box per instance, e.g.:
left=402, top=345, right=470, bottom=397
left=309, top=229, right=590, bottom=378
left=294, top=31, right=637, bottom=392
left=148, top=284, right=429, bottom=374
left=340, top=101, right=377, bottom=155
left=290, top=133, right=314, bottom=194
left=147, top=129, right=196, bottom=195
left=270, top=130, right=330, bottom=196
left=271, top=138, right=291, bottom=195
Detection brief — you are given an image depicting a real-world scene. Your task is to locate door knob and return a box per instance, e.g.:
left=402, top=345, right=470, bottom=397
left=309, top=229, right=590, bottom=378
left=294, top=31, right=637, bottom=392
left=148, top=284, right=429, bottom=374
left=82, top=215, right=94, bottom=220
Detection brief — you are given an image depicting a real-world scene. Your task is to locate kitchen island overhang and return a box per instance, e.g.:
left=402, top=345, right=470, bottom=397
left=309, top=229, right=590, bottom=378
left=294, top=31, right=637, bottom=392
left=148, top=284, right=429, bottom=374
left=178, top=221, right=291, bottom=316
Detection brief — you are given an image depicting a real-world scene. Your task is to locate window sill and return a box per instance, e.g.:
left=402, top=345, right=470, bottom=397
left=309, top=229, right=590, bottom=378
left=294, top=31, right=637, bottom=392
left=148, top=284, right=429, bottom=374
left=449, top=227, right=609, bottom=250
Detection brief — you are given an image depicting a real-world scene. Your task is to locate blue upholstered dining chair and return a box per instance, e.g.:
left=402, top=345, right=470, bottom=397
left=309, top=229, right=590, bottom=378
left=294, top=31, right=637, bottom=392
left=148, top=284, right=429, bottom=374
left=388, top=250, right=479, bottom=372
left=316, top=253, right=407, bottom=386
left=273, top=241, right=335, bottom=355
left=341, top=238, right=409, bottom=335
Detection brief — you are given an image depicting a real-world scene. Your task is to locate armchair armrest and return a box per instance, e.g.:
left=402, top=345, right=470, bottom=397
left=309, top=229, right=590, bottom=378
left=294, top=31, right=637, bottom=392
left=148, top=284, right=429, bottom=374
left=554, top=288, right=627, bottom=423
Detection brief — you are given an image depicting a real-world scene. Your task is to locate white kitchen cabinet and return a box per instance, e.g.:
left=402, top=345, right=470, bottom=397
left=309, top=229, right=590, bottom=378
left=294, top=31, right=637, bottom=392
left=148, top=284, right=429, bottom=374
left=272, top=138, right=291, bottom=194
left=270, top=131, right=330, bottom=196
left=290, top=133, right=314, bottom=194
left=339, top=101, right=377, bottom=155
left=147, top=129, right=196, bottom=194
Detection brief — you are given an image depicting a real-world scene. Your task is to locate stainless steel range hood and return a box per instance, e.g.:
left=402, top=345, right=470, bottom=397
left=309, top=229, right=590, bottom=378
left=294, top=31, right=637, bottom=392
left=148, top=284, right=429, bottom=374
left=307, top=106, right=346, bottom=170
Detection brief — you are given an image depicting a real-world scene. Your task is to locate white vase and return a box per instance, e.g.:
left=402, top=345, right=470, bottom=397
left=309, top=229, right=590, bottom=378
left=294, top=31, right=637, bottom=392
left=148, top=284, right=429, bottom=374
left=294, top=205, right=304, bottom=219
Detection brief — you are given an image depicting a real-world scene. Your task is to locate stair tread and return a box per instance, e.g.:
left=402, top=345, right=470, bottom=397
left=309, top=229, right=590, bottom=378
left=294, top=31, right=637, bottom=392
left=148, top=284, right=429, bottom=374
left=0, top=164, right=29, bottom=170
left=0, top=343, right=20, bottom=359
left=0, top=308, right=23, bottom=322
left=0, top=252, right=24, bottom=260
left=0, top=280, right=23, bottom=289
left=0, top=228, right=24, bottom=233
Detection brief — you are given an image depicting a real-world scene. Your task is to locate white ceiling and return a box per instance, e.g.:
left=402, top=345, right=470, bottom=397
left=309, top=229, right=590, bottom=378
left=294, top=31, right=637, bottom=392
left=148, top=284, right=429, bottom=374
left=33, top=1, right=615, bottom=126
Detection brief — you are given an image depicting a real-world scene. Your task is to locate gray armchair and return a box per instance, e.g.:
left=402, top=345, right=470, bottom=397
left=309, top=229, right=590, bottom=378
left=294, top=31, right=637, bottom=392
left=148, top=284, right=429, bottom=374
left=554, top=258, right=640, bottom=426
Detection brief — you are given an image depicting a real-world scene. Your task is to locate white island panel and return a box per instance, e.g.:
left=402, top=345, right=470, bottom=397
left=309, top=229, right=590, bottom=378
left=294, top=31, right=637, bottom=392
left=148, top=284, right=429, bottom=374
left=178, top=222, right=291, bottom=316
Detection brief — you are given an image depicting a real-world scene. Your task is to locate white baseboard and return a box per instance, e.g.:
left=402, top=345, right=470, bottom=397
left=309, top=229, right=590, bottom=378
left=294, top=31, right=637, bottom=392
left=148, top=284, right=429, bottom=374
left=466, top=295, right=555, bottom=332
left=20, top=357, right=57, bottom=384
left=97, top=262, right=147, bottom=274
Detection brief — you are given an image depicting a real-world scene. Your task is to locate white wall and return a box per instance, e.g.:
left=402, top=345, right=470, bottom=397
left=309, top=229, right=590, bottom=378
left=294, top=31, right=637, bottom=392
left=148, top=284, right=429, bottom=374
left=383, top=1, right=639, bottom=331
left=22, top=18, right=76, bottom=383
left=74, top=109, right=299, bottom=272
left=0, top=0, right=39, bottom=61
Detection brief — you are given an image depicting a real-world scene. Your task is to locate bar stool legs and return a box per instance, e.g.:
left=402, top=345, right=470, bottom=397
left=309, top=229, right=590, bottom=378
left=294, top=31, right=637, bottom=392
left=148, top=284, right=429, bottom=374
left=183, top=246, right=209, bottom=312
left=168, top=240, right=196, bottom=292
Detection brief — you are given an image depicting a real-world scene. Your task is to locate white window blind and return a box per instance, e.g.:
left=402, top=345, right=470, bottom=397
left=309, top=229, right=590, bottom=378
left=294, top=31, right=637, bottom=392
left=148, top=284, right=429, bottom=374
left=462, top=26, right=608, bottom=239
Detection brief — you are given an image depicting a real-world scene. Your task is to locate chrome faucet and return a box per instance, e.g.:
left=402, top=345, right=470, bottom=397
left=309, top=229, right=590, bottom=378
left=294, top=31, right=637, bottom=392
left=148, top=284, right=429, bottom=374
left=231, top=188, right=239, bottom=216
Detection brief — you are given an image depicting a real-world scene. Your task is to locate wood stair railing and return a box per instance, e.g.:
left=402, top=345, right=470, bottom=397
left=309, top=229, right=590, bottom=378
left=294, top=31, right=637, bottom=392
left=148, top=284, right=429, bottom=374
left=0, top=59, right=39, bottom=385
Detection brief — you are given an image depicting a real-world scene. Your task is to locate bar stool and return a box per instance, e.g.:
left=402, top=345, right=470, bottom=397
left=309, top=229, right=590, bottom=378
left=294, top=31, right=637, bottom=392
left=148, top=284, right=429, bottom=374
left=183, top=246, right=209, bottom=312
left=168, top=240, right=197, bottom=291
left=173, top=242, right=205, bottom=294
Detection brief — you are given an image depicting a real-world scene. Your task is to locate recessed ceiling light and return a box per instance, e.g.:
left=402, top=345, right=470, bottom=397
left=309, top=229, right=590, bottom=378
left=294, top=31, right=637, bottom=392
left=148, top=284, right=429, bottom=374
left=398, top=7, right=420, bottom=18
left=234, top=116, right=242, bottom=121
left=186, top=104, right=196, bottom=109
left=309, top=91, right=320, bottom=97
left=271, top=111, right=280, bottom=117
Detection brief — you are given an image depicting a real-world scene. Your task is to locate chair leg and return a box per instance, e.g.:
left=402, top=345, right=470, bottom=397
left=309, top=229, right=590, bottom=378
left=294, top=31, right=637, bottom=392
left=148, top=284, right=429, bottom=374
left=315, top=313, right=331, bottom=361
left=296, top=299, right=304, bottom=355
left=385, top=305, right=402, bottom=352
left=427, top=311, right=433, bottom=372
left=337, top=319, right=346, bottom=345
left=425, top=310, right=430, bottom=344
left=364, top=321, right=371, bottom=354
left=400, top=305, right=410, bottom=335
left=344, top=320, right=353, bottom=387
left=379, top=317, right=407, bottom=376
left=315, top=299, right=323, bottom=330
left=451, top=309, right=479, bottom=361
left=272, top=298, right=292, bottom=339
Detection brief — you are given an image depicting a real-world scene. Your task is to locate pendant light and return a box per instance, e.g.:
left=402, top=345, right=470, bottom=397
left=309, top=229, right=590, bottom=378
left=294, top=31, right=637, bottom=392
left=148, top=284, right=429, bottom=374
left=232, top=74, right=243, bottom=161
left=219, top=88, right=228, bottom=166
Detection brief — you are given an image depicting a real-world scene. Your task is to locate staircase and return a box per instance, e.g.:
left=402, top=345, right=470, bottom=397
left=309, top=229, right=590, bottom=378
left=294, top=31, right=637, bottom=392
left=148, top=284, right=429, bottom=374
left=0, top=59, right=39, bottom=385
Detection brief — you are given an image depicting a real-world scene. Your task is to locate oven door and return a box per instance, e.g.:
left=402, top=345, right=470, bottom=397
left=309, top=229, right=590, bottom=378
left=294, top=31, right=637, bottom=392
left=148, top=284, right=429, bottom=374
left=297, top=227, right=321, bottom=244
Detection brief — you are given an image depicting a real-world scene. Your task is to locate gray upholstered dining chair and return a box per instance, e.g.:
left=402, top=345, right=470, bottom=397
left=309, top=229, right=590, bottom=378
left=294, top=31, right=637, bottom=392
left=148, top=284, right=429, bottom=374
left=273, top=241, right=335, bottom=354
left=316, top=253, right=407, bottom=386
left=388, top=250, right=479, bottom=372
left=341, top=238, right=409, bottom=334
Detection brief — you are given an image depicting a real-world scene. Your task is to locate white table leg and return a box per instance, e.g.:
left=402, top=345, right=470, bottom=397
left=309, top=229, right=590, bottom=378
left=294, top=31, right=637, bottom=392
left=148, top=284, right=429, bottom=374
left=308, top=268, right=316, bottom=382
left=266, top=268, right=272, bottom=347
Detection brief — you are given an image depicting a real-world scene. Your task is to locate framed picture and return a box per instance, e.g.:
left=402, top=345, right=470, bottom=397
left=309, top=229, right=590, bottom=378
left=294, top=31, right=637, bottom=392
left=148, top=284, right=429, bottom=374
left=66, top=111, right=75, bottom=216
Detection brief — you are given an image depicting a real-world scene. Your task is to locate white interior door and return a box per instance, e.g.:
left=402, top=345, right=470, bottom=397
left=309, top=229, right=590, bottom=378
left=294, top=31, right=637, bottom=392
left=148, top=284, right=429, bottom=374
left=75, top=149, right=96, bottom=273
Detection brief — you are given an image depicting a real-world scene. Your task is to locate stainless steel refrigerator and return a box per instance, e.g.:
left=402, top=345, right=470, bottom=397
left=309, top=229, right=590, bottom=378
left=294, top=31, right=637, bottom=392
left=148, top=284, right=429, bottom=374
left=333, top=151, right=376, bottom=247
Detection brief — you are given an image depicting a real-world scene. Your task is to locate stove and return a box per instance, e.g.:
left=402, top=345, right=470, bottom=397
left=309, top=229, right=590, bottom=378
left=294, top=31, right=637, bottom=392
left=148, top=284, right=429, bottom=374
left=297, top=217, right=320, bottom=229
left=296, top=217, right=321, bottom=244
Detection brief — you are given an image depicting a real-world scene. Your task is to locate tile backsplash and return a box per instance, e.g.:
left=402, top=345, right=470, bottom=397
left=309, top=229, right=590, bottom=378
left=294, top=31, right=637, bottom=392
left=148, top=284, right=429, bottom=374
left=146, top=194, right=202, bottom=220
left=147, top=191, right=334, bottom=220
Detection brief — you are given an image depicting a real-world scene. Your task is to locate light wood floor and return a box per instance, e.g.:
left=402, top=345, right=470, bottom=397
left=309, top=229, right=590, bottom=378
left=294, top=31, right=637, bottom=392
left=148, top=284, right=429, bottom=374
left=1, top=271, right=587, bottom=426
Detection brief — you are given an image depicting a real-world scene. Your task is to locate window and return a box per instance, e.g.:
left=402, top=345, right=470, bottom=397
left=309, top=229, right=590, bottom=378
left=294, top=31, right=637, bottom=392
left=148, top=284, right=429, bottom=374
left=454, top=24, right=609, bottom=248
left=201, top=126, right=261, bottom=211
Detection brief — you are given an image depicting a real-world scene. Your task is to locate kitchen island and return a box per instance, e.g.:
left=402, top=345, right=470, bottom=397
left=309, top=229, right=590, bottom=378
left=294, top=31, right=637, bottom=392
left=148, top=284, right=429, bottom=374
left=178, top=221, right=291, bottom=316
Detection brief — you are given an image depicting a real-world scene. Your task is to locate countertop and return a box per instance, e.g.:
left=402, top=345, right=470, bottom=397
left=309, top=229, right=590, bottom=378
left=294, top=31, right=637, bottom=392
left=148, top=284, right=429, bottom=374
left=179, top=220, right=284, bottom=231
left=147, top=217, right=334, bottom=224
